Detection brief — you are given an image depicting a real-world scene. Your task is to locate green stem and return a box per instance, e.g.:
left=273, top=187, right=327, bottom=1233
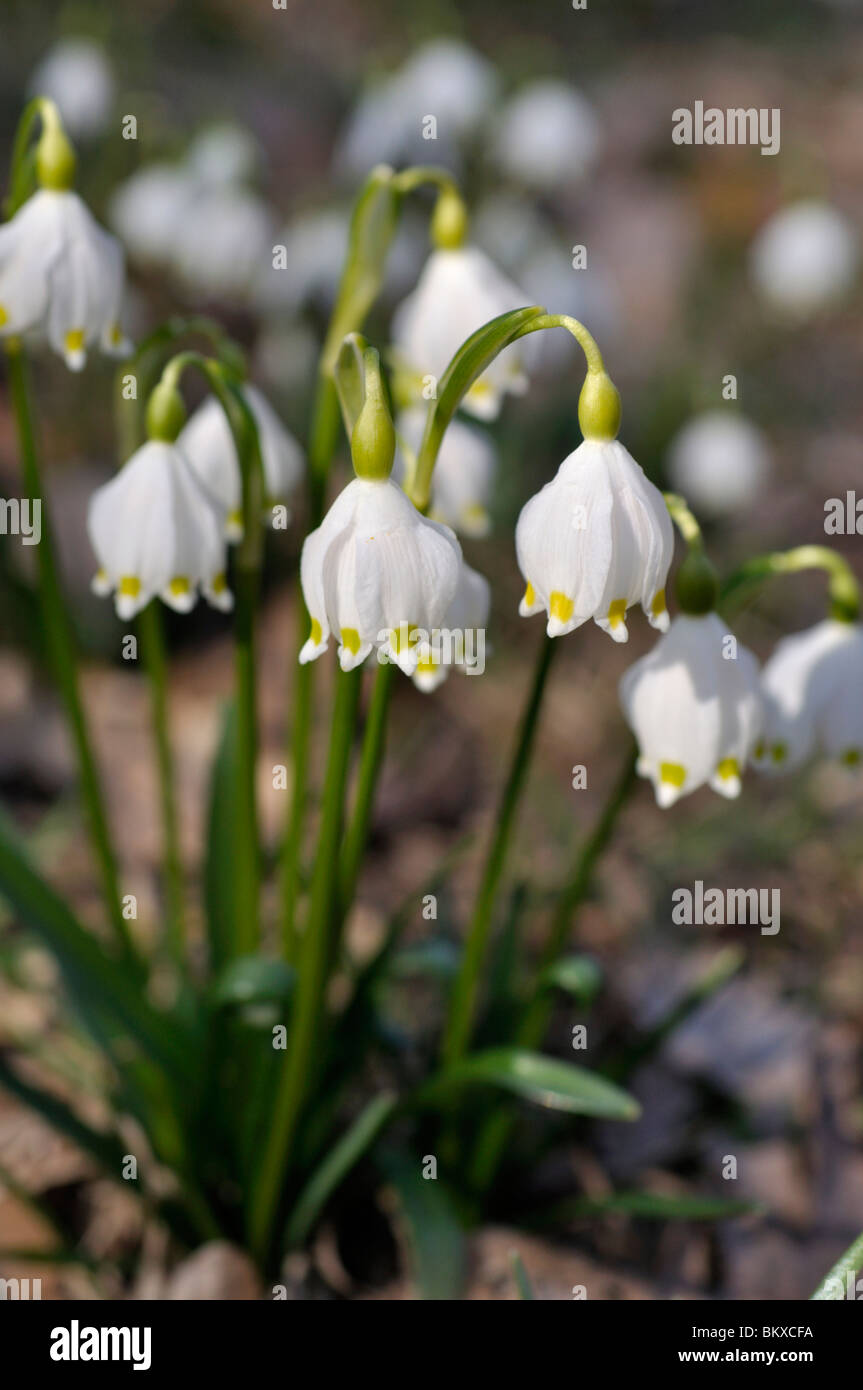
left=811, top=1229, right=863, bottom=1299
left=5, top=344, right=133, bottom=961
left=441, top=634, right=557, bottom=1068
left=664, top=492, right=704, bottom=549
left=250, top=667, right=361, bottom=1264
left=338, top=660, right=396, bottom=914
left=721, top=545, right=861, bottom=624
left=468, top=743, right=639, bottom=1190
left=137, top=604, right=184, bottom=960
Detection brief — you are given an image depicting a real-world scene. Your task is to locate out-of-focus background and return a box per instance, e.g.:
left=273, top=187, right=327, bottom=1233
left=1, top=0, right=863, bottom=1299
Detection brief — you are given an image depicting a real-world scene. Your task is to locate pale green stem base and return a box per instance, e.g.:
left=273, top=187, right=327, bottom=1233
left=137, top=603, right=184, bottom=961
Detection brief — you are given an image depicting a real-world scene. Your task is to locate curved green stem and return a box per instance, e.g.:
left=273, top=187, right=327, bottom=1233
left=250, top=667, right=362, bottom=1265
left=664, top=492, right=704, bottom=549
left=5, top=344, right=133, bottom=960
left=468, top=742, right=639, bottom=1190
left=721, top=545, right=861, bottom=624
left=811, top=1229, right=863, bottom=1299
left=156, top=352, right=266, bottom=952
left=441, top=634, right=557, bottom=1068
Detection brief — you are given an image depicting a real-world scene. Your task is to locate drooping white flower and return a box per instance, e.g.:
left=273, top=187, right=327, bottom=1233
left=178, top=383, right=305, bottom=541
left=391, top=246, right=531, bottom=420
left=749, top=201, right=858, bottom=318
left=335, top=40, right=496, bottom=178
left=620, top=613, right=763, bottom=807
left=299, top=477, right=462, bottom=675
left=667, top=411, right=770, bottom=519
left=413, top=561, right=491, bottom=693
left=29, top=39, right=114, bottom=140
left=516, top=438, right=673, bottom=642
left=87, top=441, right=232, bottom=620
left=753, top=619, right=863, bottom=771
left=393, top=407, right=497, bottom=537
left=490, top=81, right=600, bottom=192
left=171, top=186, right=273, bottom=301
left=109, top=163, right=200, bottom=266
left=0, top=188, right=129, bottom=368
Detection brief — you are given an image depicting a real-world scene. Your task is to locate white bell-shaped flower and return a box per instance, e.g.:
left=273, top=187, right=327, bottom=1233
left=0, top=188, right=128, bottom=368
left=299, top=477, right=462, bottom=675
left=109, top=162, right=197, bottom=267
left=749, top=201, right=858, bottom=319
left=753, top=619, right=863, bottom=771
left=516, top=437, right=673, bottom=642
left=413, top=561, right=491, bottom=693
left=87, top=440, right=232, bottom=620
left=393, top=407, right=497, bottom=537
left=490, top=81, right=600, bottom=192
left=178, top=382, right=305, bottom=541
left=391, top=246, right=531, bottom=420
left=667, top=411, right=770, bottom=519
left=620, top=613, right=763, bottom=807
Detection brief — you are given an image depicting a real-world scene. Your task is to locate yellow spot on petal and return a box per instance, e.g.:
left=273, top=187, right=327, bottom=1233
left=168, top=576, right=191, bottom=597
left=607, top=598, right=627, bottom=629
left=716, top=757, right=739, bottom=781
left=309, top=618, right=323, bottom=646
left=118, top=576, right=141, bottom=598
left=340, top=627, right=361, bottom=655
left=228, top=508, right=243, bottom=530
left=390, top=623, right=418, bottom=654
left=462, top=503, right=488, bottom=527
left=771, top=742, right=787, bottom=765
left=416, top=658, right=438, bottom=677
left=651, top=589, right=667, bottom=618
left=842, top=748, right=861, bottom=767
left=0, top=305, right=8, bottom=328
left=110, top=323, right=124, bottom=345
left=64, top=328, right=85, bottom=354
left=549, top=591, right=574, bottom=624
left=211, top=572, right=228, bottom=595
left=523, top=581, right=536, bottom=607
left=659, top=762, right=686, bottom=788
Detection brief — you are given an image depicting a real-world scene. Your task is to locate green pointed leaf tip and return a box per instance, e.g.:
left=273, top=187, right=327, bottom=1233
left=423, top=1047, right=640, bottom=1120
left=286, top=1092, right=398, bottom=1247
left=541, top=955, right=603, bottom=1005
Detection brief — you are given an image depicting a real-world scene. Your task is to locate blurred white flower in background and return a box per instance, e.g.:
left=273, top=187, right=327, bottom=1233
left=754, top=619, right=863, bottom=771
left=667, top=410, right=770, bottom=519
left=516, top=437, right=673, bottom=642
left=29, top=39, right=114, bottom=140
left=620, top=613, right=763, bottom=807
left=179, top=383, right=305, bottom=541
left=172, top=186, right=273, bottom=300
left=489, top=80, right=600, bottom=191
left=391, top=245, right=531, bottom=419
left=109, top=163, right=198, bottom=267
left=335, top=39, right=497, bottom=178
left=749, top=200, right=859, bottom=318
left=185, top=123, right=260, bottom=187
left=394, top=406, right=497, bottom=537
left=88, top=441, right=232, bottom=619
left=0, top=188, right=129, bottom=369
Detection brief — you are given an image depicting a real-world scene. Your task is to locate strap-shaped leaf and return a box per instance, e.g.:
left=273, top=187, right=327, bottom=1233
left=285, top=1091, right=398, bottom=1247
left=379, top=1148, right=466, bottom=1300
left=415, top=1047, right=640, bottom=1120
left=204, top=699, right=238, bottom=974
left=0, top=818, right=189, bottom=1081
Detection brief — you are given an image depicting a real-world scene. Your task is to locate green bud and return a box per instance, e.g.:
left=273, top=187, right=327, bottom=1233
left=578, top=369, right=621, bottom=441
left=146, top=381, right=187, bottom=443
left=350, top=369, right=395, bottom=481
left=675, top=548, right=719, bottom=616
left=35, top=110, right=76, bottom=191
left=431, top=184, right=469, bottom=250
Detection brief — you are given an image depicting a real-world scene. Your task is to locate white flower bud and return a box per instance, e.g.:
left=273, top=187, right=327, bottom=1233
left=754, top=619, right=863, bottom=771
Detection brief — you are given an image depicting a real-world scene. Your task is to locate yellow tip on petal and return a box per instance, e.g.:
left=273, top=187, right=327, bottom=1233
left=390, top=623, right=417, bottom=654
left=842, top=748, right=861, bottom=767
left=309, top=618, right=323, bottom=646
left=659, top=761, right=686, bottom=788
left=716, top=757, right=739, bottom=781
left=523, top=582, right=536, bottom=606
left=340, top=627, right=362, bottom=655
left=608, top=598, right=628, bottom=629
left=168, top=576, right=191, bottom=597
left=771, top=742, right=787, bottom=765
left=549, top=591, right=574, bottom=624
left=64, top=328, right=85, bottom=354
left=0, top=305, right=8, bottom=328
left=211, top=572, right=228, bottom=595
left=118, top=575, right=141, bottom=598
left=651, top=589, right=667, bottom=619
left=753, top=739, right=765, bottom=760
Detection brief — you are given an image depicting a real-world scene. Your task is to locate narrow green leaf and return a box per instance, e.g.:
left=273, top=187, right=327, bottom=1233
left=811, top=1230, right=863, bottom=1300
left=204, top=700, right=238, bottom=974
left=417, top=1048, right=640, bottom=1120
left=0, top=819, right=189, bottom=1081
left=0, top=1054, right=129, bottom=1177
left=540, top=955, right=603, bottom=1007
left=380, top=1149, right=466, bottom=1300
left=286, top=1091, right=398, bottom=1247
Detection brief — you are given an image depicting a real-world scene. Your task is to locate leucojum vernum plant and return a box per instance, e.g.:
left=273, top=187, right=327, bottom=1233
left=1, top=102, right=862, bottom=1300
